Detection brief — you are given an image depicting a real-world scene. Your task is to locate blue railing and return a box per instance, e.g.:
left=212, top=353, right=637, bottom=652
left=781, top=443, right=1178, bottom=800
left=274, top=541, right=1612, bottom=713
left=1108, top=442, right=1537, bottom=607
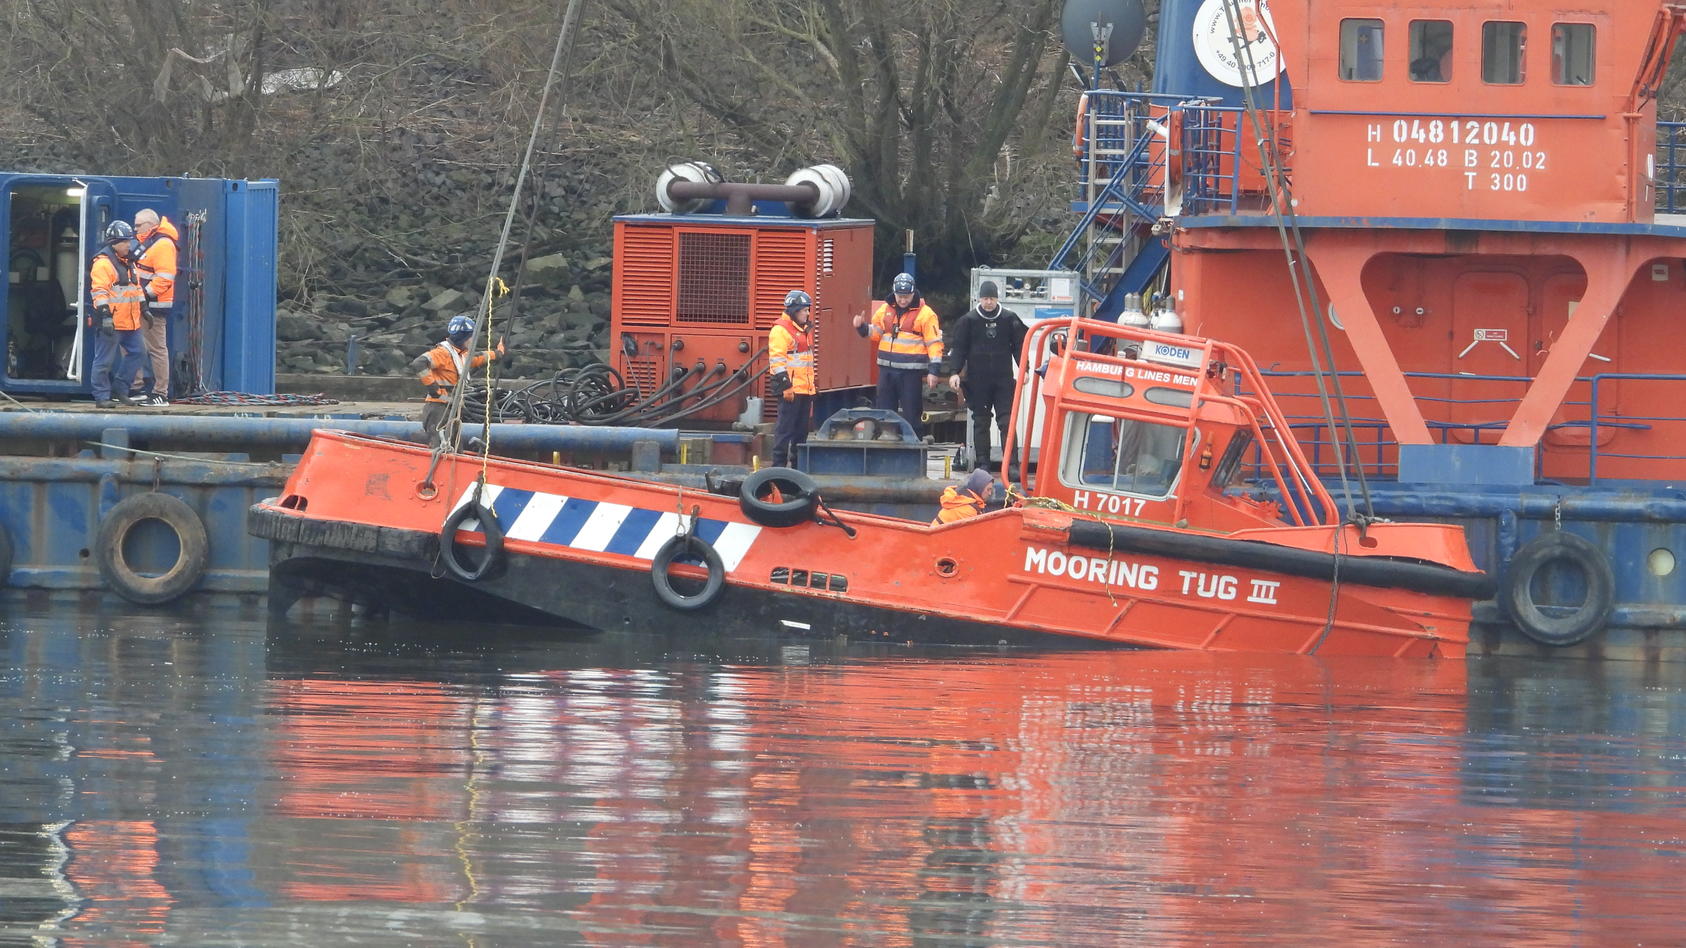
left=1233, top=370, right=1685, bottom=484
left=1658, top=122, right=1686, bottom=214
left=1076, top=105, right=1686, bottom=219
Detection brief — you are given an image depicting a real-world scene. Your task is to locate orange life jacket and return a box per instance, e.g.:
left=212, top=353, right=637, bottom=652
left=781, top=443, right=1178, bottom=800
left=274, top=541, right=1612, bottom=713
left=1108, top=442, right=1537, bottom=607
left=89, top=248, right=145, bottom=332
left=768, top=314, right=815, bottom=395
left=868, top=299, right=943, bottom=372
left=418, top=340, right=497, bottom=403
left=931, top=486, right=987, bottom=525
left=134, top=217, right=180, bottom=309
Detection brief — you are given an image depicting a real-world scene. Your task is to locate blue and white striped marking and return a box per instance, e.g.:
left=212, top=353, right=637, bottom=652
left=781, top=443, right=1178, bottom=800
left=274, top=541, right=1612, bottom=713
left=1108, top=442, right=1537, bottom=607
left=450, top=484, right=760, bottom=571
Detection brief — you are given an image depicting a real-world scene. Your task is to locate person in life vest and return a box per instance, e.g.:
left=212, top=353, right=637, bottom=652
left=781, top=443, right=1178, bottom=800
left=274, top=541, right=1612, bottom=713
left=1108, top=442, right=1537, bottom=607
left=409, top=313, right=505, bottom=447
left=851, top=271, right=942, bottom=438
left=932, top=468, right=995, bottom=525
left=128, top=208, right=178, bottom=405
left=768, top=289, right=816, bottom=467
left=944, top=280, right=1028, bottom=472
left=88, top=221, right=147, bottom=409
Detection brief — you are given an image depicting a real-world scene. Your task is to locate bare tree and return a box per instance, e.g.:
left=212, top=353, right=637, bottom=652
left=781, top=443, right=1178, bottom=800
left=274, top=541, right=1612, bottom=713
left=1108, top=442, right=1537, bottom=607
left=602, top=0, right=1070, bottom=290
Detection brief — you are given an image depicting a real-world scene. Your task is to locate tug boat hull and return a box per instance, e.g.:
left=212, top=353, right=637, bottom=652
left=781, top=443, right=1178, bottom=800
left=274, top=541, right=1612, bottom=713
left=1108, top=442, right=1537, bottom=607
left=253, top=431, right=1484, bottom=658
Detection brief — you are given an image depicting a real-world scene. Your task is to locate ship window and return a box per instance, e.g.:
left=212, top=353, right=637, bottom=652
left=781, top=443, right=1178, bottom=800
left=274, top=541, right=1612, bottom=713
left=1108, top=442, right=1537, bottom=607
left=1552, top=23, right=1594, bottom=86
left=1211, top=431, right=1254, bottom=489
left=1143, top=386, right=1193, bottom=408
left=1338, top=19, right=1384, bottom=82
left=1408, top=20, right=1453, bottom=83
left=1482, top=21, right=1527, bottom=85
left=1060, top=413, right=1189, bottom=500
left=1072, top=376, right=1133, bottom=399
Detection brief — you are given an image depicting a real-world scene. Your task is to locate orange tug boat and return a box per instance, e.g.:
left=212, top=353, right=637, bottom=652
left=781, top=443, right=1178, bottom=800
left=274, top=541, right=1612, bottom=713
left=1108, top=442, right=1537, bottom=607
left=251, top=318, right=1488, bottom=657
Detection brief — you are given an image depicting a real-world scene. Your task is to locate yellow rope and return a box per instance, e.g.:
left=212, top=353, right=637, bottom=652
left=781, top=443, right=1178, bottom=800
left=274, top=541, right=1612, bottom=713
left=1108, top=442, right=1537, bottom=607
left=475, top=276, right=510, bottom=491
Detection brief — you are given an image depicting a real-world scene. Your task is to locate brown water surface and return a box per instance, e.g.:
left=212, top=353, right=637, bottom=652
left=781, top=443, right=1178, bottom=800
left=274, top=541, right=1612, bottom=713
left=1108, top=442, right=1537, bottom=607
left=1, top=602, right=1683, bottom=945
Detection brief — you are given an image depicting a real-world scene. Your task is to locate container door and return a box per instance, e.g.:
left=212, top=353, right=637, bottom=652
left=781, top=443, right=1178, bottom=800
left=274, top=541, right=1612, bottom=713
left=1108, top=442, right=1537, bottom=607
left=0, top=175, right=119, bottom=394
left=1449, top=271, right=1530, bottom=443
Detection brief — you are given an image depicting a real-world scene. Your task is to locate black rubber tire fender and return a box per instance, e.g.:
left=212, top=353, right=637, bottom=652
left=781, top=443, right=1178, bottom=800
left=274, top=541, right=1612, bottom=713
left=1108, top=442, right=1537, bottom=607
left=738, top=467, right=820, bottom=528
left=1501, top=531, right=1614, bottom=647
left=440, top=500, right=506, bottom=582
left=94, top=492, right=209, bottom=605
left=650, top=533, right=725, bottom=611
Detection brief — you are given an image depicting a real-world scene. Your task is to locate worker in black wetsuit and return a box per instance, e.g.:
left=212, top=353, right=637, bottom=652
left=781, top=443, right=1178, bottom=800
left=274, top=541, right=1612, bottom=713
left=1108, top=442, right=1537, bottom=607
left=943, top=280, right=1028, bottom=472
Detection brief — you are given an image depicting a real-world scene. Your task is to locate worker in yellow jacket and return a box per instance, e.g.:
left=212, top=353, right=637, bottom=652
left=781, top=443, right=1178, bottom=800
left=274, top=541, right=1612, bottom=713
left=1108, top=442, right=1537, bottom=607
left=852, top=271, right=942, bottom=437
left=768, top=289, right=816, bottom=467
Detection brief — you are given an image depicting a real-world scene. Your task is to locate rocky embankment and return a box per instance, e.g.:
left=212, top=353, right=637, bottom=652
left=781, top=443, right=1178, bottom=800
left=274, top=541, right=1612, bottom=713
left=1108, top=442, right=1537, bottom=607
left=276, top=250, right=614, bottom=380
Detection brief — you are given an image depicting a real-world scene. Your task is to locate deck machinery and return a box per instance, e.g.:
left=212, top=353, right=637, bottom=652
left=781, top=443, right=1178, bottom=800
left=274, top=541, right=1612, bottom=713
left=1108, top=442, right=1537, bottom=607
left=608, top=163, right=875, bottom=426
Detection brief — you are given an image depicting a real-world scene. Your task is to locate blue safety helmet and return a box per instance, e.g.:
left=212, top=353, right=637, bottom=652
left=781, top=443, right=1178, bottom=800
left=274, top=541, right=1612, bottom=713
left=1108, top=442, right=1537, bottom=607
left=783, top=289, right=812, bottom=314
left=446, top=313, right=475, bottom=338
left=891, top=272, right=915, bottom=295
left=103, top=220, right=134, bottom=245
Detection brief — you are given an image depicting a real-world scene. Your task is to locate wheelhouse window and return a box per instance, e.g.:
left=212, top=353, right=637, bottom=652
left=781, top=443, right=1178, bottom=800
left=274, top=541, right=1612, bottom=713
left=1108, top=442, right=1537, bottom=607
left=1061, top=414, right=1188, bottom=499
left=1482, top=21, right=1527, bottom=85
left=1408, top=20, right=1453, bottom=83
left=1339, top=19, right=1384, bottom=82
left=1211, top=431, right=1255, bottom=490
left=1552, top=23, right=1594, bottom=86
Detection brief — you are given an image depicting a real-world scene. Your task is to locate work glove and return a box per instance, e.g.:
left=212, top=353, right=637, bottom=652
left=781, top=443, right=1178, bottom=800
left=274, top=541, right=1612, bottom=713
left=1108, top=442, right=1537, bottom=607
left=782, top=388, right=796, bottom=403
left=95, top=305, right=113, bottom=331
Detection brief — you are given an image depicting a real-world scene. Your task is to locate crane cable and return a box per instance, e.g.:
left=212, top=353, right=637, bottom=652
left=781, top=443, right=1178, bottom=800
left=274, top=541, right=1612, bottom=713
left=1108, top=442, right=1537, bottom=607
left=1218, top=0, right=1376, bottom=651
left=422, top=0, right=588, bottom=501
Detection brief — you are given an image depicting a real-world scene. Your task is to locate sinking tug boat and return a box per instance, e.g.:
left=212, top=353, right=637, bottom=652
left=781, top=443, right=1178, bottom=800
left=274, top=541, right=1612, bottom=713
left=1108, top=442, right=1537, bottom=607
left=251, top=317, right=1487, bottom=656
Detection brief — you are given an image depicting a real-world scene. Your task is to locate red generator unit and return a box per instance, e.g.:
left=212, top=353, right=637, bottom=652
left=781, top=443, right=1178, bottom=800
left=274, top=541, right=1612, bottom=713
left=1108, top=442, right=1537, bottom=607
left=609, top=166, right=875, bottom=426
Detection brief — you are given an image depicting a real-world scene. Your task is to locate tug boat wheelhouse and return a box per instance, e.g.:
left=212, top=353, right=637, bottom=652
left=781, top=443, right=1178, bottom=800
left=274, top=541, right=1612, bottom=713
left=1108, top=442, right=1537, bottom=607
left=252, top=318, right=1487, bottom=657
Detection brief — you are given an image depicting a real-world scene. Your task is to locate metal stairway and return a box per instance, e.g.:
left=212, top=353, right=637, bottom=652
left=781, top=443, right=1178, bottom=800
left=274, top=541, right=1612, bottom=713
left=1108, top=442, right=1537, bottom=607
left=1048, top=93, right=1175, bottom=320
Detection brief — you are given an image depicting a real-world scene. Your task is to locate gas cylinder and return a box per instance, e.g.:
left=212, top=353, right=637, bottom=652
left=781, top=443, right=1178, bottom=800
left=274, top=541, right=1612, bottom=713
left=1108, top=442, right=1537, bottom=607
left=52, top=225, right=78, bottom=307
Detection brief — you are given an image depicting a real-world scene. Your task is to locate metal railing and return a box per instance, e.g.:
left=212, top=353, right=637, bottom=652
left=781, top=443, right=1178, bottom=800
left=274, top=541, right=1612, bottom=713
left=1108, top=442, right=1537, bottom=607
left=1230, top=370, right=1686, bottom=484
left=1658, top=122, right=1686, bottom=213
left=1076, top=106, right=1686, bottom=219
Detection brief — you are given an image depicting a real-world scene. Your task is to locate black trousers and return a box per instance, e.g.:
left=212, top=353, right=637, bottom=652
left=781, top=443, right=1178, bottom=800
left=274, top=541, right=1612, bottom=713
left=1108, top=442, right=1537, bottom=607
left=875, top=368, right=926, bottom=438
left=421, top=400, right=452, bottom=447
left=772, top=392, right=813, bottom=467
left=963, top=373, right=1015, bottom=470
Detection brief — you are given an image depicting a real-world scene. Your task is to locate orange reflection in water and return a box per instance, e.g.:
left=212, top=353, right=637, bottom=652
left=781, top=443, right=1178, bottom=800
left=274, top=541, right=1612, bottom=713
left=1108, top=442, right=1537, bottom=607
left=256, top=649, right=1686, bottom=945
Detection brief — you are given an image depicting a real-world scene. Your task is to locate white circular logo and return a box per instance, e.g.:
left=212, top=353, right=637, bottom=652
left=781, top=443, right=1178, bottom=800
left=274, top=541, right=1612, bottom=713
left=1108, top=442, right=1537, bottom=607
left=1192, top=0, right=1283, bottom=88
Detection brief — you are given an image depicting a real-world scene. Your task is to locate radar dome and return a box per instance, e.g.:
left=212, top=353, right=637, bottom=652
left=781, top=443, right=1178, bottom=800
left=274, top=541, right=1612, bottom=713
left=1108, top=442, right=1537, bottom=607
left=1060, top=0, right=1147, bottom=68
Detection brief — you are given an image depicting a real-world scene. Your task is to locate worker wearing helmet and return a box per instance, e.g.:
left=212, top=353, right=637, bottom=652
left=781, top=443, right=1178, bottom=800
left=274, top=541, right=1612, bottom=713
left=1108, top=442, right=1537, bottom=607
left=932, top=468, right=995, bottom=525
left=768, top=289, right=816, bottom=467
left=128, top=208, right=179, bottom=405
left=853, top=271, right=942, bottom=437
left=88, top=220, right=147, bottom=409
left=409, top=312, right=506, bottom=447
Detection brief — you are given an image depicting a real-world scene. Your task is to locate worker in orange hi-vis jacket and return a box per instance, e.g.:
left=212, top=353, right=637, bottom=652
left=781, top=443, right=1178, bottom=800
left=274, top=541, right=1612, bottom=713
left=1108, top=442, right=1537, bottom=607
left=129, top=208, right=179, bottom=405
left=408, top=313, right=505, bottom=447
left=88, top=221, right=147, bottom=409
left=852, top=271, right=942, bottom=438
left=768, top=289, right=817, bottom=468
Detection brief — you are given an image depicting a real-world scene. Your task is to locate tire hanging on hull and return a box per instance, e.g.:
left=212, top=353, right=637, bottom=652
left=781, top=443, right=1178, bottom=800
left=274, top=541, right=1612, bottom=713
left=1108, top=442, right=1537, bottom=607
left=1501, top=531, right=1614, bottom=646
left=440, top=499, right=506, bottom=582
left=650, top=533, right=725, bottom=611
left=95, top=492, right=209, bottom=605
